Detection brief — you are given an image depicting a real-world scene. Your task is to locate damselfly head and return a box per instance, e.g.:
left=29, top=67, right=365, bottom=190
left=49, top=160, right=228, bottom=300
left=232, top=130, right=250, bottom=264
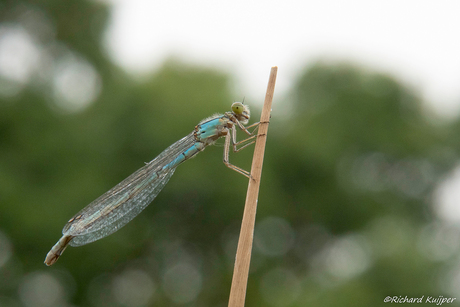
left=231, top=102, right=250, bottom=124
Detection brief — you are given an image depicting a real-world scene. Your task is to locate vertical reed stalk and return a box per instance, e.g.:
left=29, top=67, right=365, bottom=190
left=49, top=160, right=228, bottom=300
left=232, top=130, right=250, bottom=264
left=228, top=66, right=278, bottom=307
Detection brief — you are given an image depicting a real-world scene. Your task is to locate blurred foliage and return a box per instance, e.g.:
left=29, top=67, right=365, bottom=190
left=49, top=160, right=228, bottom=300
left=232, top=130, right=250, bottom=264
left=1, top=0, right=460, bottom=307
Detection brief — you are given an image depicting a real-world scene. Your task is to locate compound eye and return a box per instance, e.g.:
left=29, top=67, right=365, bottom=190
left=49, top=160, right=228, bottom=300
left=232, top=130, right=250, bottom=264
left=231, top=102, right=244, bottom=115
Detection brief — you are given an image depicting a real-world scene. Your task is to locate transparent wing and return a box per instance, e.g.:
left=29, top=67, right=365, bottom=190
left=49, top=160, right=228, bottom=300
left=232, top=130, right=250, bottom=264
left=69, top=169, right=175, bottom=246
left=63, top=132, right=196, bottom=247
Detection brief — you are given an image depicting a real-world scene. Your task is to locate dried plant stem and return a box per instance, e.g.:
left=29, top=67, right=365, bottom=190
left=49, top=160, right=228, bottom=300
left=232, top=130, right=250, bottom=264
left=228, top=66, right=278, bottom=307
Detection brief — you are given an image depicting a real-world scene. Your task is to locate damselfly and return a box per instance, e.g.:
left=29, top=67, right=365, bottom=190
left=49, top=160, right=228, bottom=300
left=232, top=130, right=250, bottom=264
left=44, top=102, right=258, bottom=266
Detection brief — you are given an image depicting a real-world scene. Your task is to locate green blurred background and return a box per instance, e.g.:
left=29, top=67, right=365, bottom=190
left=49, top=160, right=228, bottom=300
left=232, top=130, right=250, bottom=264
left=1, top=1, right=460, bottom=306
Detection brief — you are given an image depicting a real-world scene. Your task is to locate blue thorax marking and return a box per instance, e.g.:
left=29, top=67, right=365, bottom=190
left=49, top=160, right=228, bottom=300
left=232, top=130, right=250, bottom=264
left=196, top=117, right=226, bottom=140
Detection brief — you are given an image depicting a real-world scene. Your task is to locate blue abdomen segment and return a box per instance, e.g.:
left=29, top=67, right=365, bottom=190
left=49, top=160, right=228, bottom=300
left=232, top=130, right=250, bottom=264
left=162, top=142, right=205, bottom=171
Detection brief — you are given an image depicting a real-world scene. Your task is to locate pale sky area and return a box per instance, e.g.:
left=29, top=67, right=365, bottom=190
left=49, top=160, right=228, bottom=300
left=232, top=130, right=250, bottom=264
left=102, top=0, right=460, bottom=223
left=104, top=0, right=460, bottom=118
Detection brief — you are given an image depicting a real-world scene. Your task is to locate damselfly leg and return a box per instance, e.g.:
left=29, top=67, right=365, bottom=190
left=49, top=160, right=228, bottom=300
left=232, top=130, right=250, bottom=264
left=223, top=122, right=261, bottom=178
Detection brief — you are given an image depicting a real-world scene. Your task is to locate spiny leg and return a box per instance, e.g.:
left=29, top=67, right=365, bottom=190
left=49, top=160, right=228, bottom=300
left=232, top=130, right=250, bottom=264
left=223, top=131, right=251, bottom=178
left=231, top=126, right=257, bottom=152
left=231, top=121, right=261, bottom=151
left=232, top=120, right=269, bottom=152
left=233, top=121, right=260, bottom=137
left=245, top=121, right=261, bottom=135
left=232, top=119, right=267, bottom=139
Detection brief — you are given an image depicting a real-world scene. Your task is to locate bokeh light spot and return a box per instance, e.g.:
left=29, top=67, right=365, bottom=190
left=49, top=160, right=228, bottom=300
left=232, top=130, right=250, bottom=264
left=112, top=269, right=156, bottom=307
left=0, top=25, right=40, bottom=98
left=0, top=25, right=39, bottom=84
left=18, top=272, right=66, bottom=307
left=315, top=234, right=372, bottom=281
left=52, top=54, right=102, bottom=112
left=435, top=164, right=460, bottom=223
left=254, top=216, right=295, bottom=257
left=162, top=262, right=202, bottom=304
